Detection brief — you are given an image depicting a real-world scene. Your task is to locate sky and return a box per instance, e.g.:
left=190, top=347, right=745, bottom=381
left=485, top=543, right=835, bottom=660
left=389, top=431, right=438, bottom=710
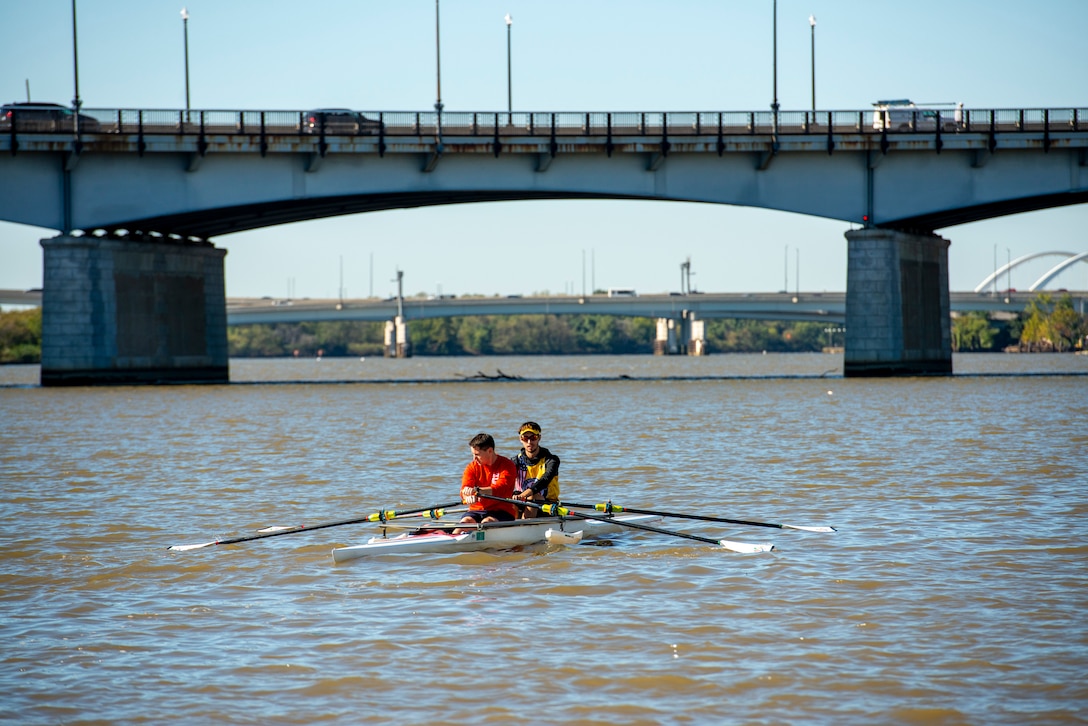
left=1, top=0, right=1086, bottom=300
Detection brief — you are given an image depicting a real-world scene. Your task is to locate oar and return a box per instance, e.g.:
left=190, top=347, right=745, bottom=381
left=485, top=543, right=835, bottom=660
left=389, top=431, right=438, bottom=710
left=256, top=506, right=468, bottom=533
left=560, top=500, right=835, bottom=533
left=168, top=501, right=463, bottom=551
left=479, top=495, right=773, bottom=554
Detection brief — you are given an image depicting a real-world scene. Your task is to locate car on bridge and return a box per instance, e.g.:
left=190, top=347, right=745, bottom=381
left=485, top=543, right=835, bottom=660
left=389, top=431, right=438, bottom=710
left=1, top=102, right=101, bottom=133
left=303, top=109, right=383, bottom=135
left=872, top=100, right=961, bottom=132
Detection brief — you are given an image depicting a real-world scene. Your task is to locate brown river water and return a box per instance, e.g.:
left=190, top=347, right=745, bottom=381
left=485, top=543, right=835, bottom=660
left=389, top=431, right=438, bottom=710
left=2, top=353, right=1086, bottom=724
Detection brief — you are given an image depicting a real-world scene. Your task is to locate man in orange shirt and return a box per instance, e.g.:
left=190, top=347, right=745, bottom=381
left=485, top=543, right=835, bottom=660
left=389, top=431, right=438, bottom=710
left=453, top=433, right=518, bottom=534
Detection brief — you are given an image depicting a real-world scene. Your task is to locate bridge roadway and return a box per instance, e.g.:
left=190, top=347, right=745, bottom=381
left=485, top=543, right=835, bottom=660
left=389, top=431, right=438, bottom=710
left=2, top=106, right=1086, bottom=235
left=224, top=290, right=1074, bottom=326
left=6, top=104, right=1084, bottom=381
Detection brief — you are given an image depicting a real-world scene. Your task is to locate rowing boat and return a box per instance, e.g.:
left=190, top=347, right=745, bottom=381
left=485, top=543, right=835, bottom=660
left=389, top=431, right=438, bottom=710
left=330, top=514, right=661, bottom=562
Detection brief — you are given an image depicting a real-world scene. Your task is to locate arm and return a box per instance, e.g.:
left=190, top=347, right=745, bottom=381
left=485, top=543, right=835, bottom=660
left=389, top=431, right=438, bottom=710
left=461, top=462, right=481, bottom=504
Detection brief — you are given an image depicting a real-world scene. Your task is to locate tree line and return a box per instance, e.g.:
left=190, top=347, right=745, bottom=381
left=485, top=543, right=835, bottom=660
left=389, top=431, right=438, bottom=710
left=3, top=294, right=1086, bottom=363
left=226, top=316, right=834, bottom=357
left=951, top=293, right=1088, bottom=352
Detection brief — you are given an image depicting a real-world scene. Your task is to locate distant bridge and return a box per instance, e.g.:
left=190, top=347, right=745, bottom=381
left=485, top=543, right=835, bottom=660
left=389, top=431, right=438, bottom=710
left=223, top=291, right=1084, bottom=326
left=4, top=289, right=1082, bottom=324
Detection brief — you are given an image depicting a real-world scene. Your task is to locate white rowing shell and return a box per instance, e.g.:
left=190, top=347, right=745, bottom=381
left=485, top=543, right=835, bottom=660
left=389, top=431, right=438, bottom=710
left=331, top=514, right=657, bottom=562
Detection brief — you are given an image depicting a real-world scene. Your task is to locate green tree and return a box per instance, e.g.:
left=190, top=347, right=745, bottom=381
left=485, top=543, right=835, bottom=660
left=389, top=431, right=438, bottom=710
left=0, top=307, right=43, bottom=363
left=952, top=312, right=999, bottom=351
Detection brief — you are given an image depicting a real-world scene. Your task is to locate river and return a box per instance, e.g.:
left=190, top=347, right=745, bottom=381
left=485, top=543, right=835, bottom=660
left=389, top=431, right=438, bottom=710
left=1, top=353, right=1086, bottom=724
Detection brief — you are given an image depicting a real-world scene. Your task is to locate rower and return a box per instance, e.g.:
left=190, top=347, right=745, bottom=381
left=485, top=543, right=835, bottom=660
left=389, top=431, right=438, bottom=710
left=452, top=433, right=518, bottom=534
left=511, top=421, right=561, bottom=519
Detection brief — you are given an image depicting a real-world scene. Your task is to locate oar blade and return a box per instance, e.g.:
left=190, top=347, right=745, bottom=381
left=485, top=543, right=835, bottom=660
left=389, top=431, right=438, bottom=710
left=167, top=541, right=216, bottom=552
left=545, top=529, right=584, bottom=546
left=783, top=525, right=836, bottom=533
left=718, top=539, right=775, bottom=554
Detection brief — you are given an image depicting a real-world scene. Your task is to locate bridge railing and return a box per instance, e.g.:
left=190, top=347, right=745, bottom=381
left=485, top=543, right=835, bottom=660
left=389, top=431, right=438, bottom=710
left=5, top=107, right=1084, bottom=138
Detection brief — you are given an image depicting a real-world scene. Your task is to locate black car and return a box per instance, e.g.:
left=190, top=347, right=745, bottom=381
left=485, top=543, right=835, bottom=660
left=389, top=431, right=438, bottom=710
left=303, top=108, right=382, bottom=135
left=0, top=102, right=101, bottom=132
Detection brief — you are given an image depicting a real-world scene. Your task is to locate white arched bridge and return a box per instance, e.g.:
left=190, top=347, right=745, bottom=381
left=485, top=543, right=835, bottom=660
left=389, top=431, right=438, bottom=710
left=974, top=251, right=1088, bottom=293
left=1, top=104, right=1085, bottom=384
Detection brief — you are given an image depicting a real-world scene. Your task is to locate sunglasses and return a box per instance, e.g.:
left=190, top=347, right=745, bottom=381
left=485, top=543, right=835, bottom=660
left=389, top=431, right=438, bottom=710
left=520, top=433, right=540, bottom=442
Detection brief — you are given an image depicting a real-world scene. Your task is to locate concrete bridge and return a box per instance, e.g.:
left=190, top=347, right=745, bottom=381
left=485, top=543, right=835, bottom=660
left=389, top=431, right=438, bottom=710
left=1, top=105, right=1085, bottom=383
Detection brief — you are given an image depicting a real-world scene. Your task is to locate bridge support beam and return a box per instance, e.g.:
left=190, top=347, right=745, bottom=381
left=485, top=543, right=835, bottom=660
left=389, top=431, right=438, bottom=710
left=39, top=235, right=228, bottom=386
left=844, top=228, right=951, bottom=377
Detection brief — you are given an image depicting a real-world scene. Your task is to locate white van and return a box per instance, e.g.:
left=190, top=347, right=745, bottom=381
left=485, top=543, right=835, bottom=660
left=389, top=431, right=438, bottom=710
left=872, top=100, right=962, bottom=132
left=607, top=288, right=637, bottom=297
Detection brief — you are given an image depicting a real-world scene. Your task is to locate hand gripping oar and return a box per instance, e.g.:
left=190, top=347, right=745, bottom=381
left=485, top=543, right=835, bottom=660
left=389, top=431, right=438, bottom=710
left=560, top=501, right=835, bottom=533
left=168, top=501, right=462, bottom=551
left=479, top=495, right=773, bottom=553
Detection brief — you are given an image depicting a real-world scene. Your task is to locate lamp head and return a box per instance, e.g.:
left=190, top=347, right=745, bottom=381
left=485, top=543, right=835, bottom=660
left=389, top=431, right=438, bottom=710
left=181, top=7, right=189, bottom=21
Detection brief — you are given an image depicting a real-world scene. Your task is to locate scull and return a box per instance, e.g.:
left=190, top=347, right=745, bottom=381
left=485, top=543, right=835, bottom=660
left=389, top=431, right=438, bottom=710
left=330, top=514, right=660, bottom=562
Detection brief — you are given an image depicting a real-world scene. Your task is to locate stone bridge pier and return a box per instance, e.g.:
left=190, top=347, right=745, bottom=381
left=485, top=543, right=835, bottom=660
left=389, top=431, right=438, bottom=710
left=39, top=235, right=228, bottom=386
left=844, top=228, right=952, bottom=376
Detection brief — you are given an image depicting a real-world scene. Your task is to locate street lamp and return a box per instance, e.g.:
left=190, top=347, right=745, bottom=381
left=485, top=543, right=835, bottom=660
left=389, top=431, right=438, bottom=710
left=181, top=8, right=191, bottom=117
left=71, top=0, right=82, bottom=134
left=809, top=15, right=816, bottom=112
left=770, top=0, right=779, bottom=133
left=434, top=0, right=444, bottom=148
left=505, top=13, right=513, bottom=117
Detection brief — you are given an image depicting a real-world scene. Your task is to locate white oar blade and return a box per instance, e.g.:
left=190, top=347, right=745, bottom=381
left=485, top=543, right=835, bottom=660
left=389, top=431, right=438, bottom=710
left=545, top=529, right=584, bottom=546
left=167, top=541, right=215, bottom=552
left=719, top=539, right=774, bottom=554
left=782, top=525, right=836, bottom=533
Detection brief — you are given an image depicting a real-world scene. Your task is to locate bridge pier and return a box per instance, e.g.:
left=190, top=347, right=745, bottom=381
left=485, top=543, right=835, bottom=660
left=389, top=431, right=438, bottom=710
left=39, top=235, right=228, bottom=386
left=688, top=314, right=707, bottom=356
left=384, top=316, right=412, bottom=358
left=654, top=318, right=680, bottom=355
left=654, top=312, right=707, bottom=355
left=844, top=228, right=951, bottom=377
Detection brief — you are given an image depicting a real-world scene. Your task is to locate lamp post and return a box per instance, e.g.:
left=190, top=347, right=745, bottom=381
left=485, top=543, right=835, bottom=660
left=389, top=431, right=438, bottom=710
left=181, top=7, right=191, bottom=121
left=505, top=13, right=513, bottom=117
left=770, top=0, right=779, bottom=134
left=434, top=0, right=444, bottom=148
left=809, top=15, right=816, bottom=112
left=71, top=0, right=81, bottom=134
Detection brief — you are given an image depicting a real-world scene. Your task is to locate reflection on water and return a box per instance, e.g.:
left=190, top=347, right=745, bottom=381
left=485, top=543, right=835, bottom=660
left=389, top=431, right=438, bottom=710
left=1, top=354, right=1086, bottom=724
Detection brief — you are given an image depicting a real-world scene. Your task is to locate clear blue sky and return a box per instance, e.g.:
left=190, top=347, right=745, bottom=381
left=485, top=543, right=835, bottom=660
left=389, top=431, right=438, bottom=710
left=1, top=0, right=1086, bottom=299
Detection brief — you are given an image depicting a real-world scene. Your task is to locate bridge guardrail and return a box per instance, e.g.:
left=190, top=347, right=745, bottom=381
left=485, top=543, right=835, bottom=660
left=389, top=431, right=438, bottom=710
left=4, top=107, right=1085, bottom=139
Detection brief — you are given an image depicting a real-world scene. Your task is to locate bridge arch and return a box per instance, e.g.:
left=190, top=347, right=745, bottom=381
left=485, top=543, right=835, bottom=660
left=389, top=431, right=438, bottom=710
left=973, top=251, right=1087, bottom=293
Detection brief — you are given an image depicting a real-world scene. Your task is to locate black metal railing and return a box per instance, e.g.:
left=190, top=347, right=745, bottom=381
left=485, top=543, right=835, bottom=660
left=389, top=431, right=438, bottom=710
left=3, top=107, right=1084, bottom=139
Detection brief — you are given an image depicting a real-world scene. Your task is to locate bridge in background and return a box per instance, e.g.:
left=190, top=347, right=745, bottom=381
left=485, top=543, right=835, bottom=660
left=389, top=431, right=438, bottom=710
left=4, top=289, right=1076, bottom=323
left=2, top=104, right=1085, bottom=383
left=222, top=291, right=1081, bottom=326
